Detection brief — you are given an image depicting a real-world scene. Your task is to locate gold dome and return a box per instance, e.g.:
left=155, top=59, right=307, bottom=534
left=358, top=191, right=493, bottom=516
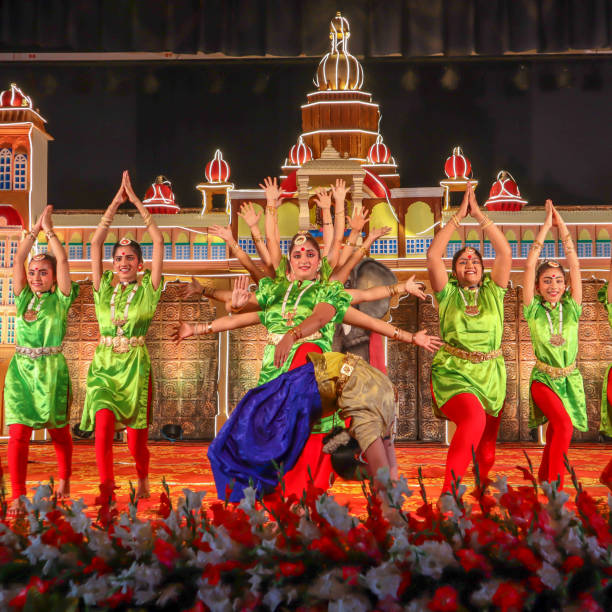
left=314, top=12, right=364, bottom=91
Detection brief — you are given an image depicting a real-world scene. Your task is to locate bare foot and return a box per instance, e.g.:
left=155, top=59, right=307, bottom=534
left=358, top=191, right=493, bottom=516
left=7, top=498, right=26, bottom=518
left=137, top=477, right=150, bottom=499
left=57, top=478, right=70, bottom=499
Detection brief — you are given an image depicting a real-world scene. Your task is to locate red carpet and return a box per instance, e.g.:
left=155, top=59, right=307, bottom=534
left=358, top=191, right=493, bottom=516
left=1, top=441, right=610, bottom=517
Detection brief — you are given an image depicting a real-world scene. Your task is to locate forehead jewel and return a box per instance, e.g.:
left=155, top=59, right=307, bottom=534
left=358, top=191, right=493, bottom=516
left=547, top=261, right=561, bottom=268
left=464, top=247, right=475, bottom=254
left=32, top=253, right=46, bottom=261
left=294, top=234, right=307, bottom=246
left=119, top=237, right=131, bottom=246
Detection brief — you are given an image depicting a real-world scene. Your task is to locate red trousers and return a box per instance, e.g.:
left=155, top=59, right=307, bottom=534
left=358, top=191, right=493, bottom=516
left=602, top=369, right=612, bottom=485
left=281, top=343, right=336, bottom=496
left=530, top=381, right=574, bottom=487
left=440, top=393, right=501, bottom=493
left=94, top=375, right=152, bottom=486
left=8, top=423, right=72, bottom=500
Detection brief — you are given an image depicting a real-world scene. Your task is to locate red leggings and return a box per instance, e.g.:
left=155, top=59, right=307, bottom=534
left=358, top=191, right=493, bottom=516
left=8, top=423, right=72, bottom=500
left=281, top=343, right=335, bottom=496
left=602, top=370, right=612, bottom=484
left=530, top=381, right=574, bottom=487
left=440, top=393, right=501, bottom=493
left=95, top=410, right=150, bottom=486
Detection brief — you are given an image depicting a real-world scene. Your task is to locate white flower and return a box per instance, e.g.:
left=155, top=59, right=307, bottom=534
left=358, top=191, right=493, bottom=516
left=538, top=561, right=562, bottom=589
left=363, top=561, right=401, bottom=598
left=69, top=575, right=112, bottom=606
left=196, top=580, right=232, bottom=612
left=181, top=488, right=207, bottom=513
left=66, top=498, right=91, bottom=534
left=238, top=485, right=257, bottom=512
left=156, top=583, right=182, bottom=606
left=247, top=563, right=274, bottom=592
left=315, top=495, right=356, bottom=532
left=307, top=568, right=349, bottom=600
left=541, top=481, right=570, bottom=513
left=0, top=522, right=19, bottom=548
left=262, top=587, right=284, bottom=611
left=23, top=534, right=61, bottom=573
left=329, top=593, right=371, bottom=612
left=527, top=532, right=561, bottom=565
left=388, top=526, right=410, bottom=560
left=383, top=473, right=413, bottom=508
left=585, top=535, right=607, bottom=562
left=87, top=529, right=114, bottom=560
left=492, top=475, right=508, bottom=496
left=438, top=492, right=462, bottom=519
left=411, top=540, right=458, bottom=579
left=297, top=514, right=320, bottom=541
left=471, top=580, right=501, bottom=607
left=559, top=526, right=584, bottom=556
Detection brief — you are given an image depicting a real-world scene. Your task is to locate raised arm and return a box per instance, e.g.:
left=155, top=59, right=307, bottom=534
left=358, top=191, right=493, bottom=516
left=552, top=203, right=581, bottom=305
left=178, top=274, right=259, bottom=309
left=123, top=170, right=163, bottom=290
left=313, top=188, right=334, bottom=257
left=326, top=179, right=349, bottom=268
left=330, top=225, right=391, bottom=284
left=41, top=206, right=71, bottom=296
left=13, top=207, right=46, bottom=296
left=348, top=275, right=426, bottom=305
left=237, top=202, right=275, bottom=276
left=259, top=177, right=283, bottom=268
left=209, top=223, right=269, bottom=282
left=343, top=306, right=443, bottom=352
left=427, top=185, right=469, bottom=293
left=91, top=180, right=126, bottom=291
left=171, top=310, right=261, bottom=343
left=337, top=208, right=370, bottom=268
left=468, top=184, right=511, bottom=289
left=523, top=200, right=553, bottom=306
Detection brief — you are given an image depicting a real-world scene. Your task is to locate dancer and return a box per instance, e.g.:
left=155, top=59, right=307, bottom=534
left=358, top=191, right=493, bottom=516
left=598, top=259, right=612, bottom=490
left=523, top=200, right=585, bottom=488
left=4, top=205, right=78, bottom=513
left=80, top=171, right=163, bottom=501
left=427, top=183, right=512, bottom=494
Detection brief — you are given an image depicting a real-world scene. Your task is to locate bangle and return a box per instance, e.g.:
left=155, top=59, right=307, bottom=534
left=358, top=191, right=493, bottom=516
left=202, top=286, right=217, bottom=300
left=199, top=322, right=213, bottom=335
left=99, top=214, right=112, bottom=229
left=345, top=240, right=356, bottom=248
left=288, top=326, right=303, bottom=341
left=45, top=230, right=56, bottom=241
left=266, top=207, right=277, bottom=216
left=22, top=230, right=36, bottom=241
left=450, top=214, right=461, bottom=228
left=322, top=221, right=333, bottom=226
left=392, top=327, right=401, bottom=340
left=142, top=211, right=153, bottom=227
left=229, top=303, right=245, bottom=313
left=253, top=235, right=265, bottom=244
left=358, top=246, right=369, bottom=258
left=228, top=241, right=238, bottom=251
left=335, top=210, right=345, bottom=217
left=533, top=239, right=544, bottom=249
left=561, top=234, right=572, bottom=244
left=480, top=216, right=494, bottom=229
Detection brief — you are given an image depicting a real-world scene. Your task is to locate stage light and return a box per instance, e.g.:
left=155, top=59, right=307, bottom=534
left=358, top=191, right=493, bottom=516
left=401, top=68, right=418, bottom=91
left=440, top=66, right=459, bottom=91
left=161, top=424, right=183, bottom=442
left=512, top=65, right=529, bottom=91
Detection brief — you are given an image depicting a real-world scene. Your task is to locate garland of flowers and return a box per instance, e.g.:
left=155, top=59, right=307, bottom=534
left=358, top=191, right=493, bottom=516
left=0, top=459, right=610, bottom=611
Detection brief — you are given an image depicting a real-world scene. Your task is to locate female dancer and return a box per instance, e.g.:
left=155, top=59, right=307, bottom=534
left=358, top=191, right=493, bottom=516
left=427, top=183, right=512, bottom=495
left=4, top=205, right=78, bottom=513
left=80, top=171, right=163, bottom=501
left=523, top=201, right=585, bottom=488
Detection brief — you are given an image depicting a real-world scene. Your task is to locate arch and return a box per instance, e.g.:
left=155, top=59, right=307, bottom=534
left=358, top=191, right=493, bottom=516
left=505, top=230, right=517, bottom=241
left=0, top=148, right=11, bottom=190
left=106, top=232, right=117, bottom=244
left=69, top=230, right=82, bottom=243
left=578, top=229, right=591, bottom=241
left=13, top=153, right=27, bottom=190
left=123, top=231, right=136, bottom=242
left=450, top=230, right=461, bottom=242
left=237, top=202, right=265, bottom=236
left=370, top=201, right=398, bottom=233
left=176, top=232, right=189, bottom=243
left=466, top=229, right=479, bottom=241
left=141, top=231, right=152, bottom=243
left=598, top=228, right=610, bottom=240
left=545, top=230, right=554, bottom=241
left=193, top=232, right=207, bottom=243
left=405, top=201, right=434, bottom=236
left=278, top=201, right=299, bottom=237
left=522, top=229, right=535, bottom=241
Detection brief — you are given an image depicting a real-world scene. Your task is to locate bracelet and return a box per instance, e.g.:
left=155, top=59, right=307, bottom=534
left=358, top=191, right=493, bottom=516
left=202, top=286, right=217, bottom=300
left=392, top=327, right=401, bottom=340
left=199, top=322, right=213, bottom=335
left=288, top=326, right=303, bottom=341
left=345, top=240, right=356, bottom=248
left=229, top=303, right=245, bottom=313
left=450, top=214, right=461, bottom=228
left=142, top=211, right=153, bottom=227
left=386, top=283, right=402, bottom=298
left=561, top=234, right=572, bottom=244
left=480, top=216, right=494, bottom=229
left=335, top=210, right=345, bottom=217
left=322, top=221, right=333, bottom=226
left=533, top=239, right=544, bottom=249
left=253, top=235, right=265, bottom=244
left=358, top=246, right=369, bottom=258
left=266, top=207, right=277, bottom=216
left=530, top=244, right=542, bottom=254
left=99, top=214, right=113, bottom=229
left=45, top=230, right=56, bottom=240
left=22, top=230, right=36, bottom=241
left=228, top=241, right=238, bottom=251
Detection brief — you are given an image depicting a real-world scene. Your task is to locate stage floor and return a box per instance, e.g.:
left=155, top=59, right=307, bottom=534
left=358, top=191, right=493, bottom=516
left=1, top=441, right=610, bottom=517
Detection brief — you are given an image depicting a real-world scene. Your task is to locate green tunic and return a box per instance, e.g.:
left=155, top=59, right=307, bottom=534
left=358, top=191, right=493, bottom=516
left=524, top=294, right=587, bottom=431
left=4, top=282, right=79, bottom=429
left=255, top=257, right=352, bottom=434
left=80, top=270, right=162, bottom=431
left=597, top=283, right=612, bottom=436
left=431, top=275, right=506, bottom=417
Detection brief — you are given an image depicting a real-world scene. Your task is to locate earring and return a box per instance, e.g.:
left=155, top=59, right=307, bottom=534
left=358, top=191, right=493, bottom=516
left=138, top=264, right=143, bottom=271
left=316, top=262, right=322, bottom=271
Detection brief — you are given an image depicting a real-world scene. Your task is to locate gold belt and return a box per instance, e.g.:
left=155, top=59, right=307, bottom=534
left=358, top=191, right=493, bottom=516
left=535, top=359, right=576, bottom=379
left=16, top=345, right=62, bottom=358
left=266, top=331, right=322, bottom=346
left=100, top=335, right=146, bottom=353
left=336, top=352, right=360, bottom=397
left=443, top=343, right=502, bottom=363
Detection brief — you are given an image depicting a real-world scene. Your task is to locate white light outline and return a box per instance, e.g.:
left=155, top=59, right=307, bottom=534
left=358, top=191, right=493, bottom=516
left=143, top=182, right=178, bottom=207
left=301, top=128, right=378, bottom=137
left=289, top=135, right=313, bottom=165
left=205, top=149, right=230, bottom=184
left=445, top=146, right=471, bottom=180
left=363, top=169, right=398, bottom=222
left=485, top=171, right=527, bottom=207
left=307, top=90, right=372, bottom=98
left=301, top=100, right=378, bottom=109
left=2, top=84, right=33, bottom=110
left=368, top=133, right=390, bottom=164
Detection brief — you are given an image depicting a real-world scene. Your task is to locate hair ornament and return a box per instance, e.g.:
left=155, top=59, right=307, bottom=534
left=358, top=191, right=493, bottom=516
left=32, top=254, right=46, bottom=261
left=119, top=237, right=132, bottom=246
left=545, top=260, right=561, bottom=267
left=464, top=247, right=476, bottom=254
left=294, top=234, right=308, bottom=246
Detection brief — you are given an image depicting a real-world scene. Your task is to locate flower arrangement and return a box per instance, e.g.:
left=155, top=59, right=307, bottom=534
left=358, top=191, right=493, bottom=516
left=0, top=459, right=610, bottom=611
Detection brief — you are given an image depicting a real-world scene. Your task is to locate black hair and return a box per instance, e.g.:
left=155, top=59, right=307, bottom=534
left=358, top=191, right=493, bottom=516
left=288, top=232, right=321, bottom=258
left=29, top=253, right=57, bottom=276
left=451, top=246, right=484, bottom=275
left=535, top=260, right=566, bottom=285
left=112, top=240, right=143, bottom=263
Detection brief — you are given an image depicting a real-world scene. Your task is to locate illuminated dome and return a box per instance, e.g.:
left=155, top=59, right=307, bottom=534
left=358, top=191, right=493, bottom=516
left=368, top=134, right=391, bottom=164
left=485, top=171, right=527, bottom=211
left=314, top=12, right=364, bottom=91
left=0, top=84, right=32, bottom=108
left=142, top=176, right=179, bottom=214
left=205, top=149, right=231, bottom=183
left=288, top=136, right=313, bottom=166
left=444, top=146, right=472, bottom=180
left=0, top=205, right=24, bottom=227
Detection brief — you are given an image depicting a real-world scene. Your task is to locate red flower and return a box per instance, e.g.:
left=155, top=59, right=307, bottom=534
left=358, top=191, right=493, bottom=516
left=153, top=537, right=179, bottom=568
left=309, top=534, right=348, bottom=562
left=209, top=502, right=258, bottom=548
left=576, top=491, right=612, bottom=547
left=578, top=593, right=605, bottom=612
left=0, top=544, right=13, bottom=564
left=279, top=561, right=305, bottom=577
left=342, top=565, right=360, bottom=586
left=562, top=555, right=585, bottom=574
left=456, top=548, right=490, bottom=574
left=508, top=546, right=541, bottom=572
left=515, top=465, right=536, bottom=484
left=428, top=585, right=458, bottom=611
left=9, top=576, right=54, bottom=609
left=158, top=491, right=172, bottom=518
left=527, top=575, right=545, bottom=593
left=492, top=582, right=525, bottom=612
left=83, top=556, right=112, bottom=575
left=101, top=587, right=134, bottom=609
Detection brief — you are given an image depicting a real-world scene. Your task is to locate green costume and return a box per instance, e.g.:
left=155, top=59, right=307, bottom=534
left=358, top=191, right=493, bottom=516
left=80, top=270, right=162, bottom=431
left=255, top=256, right=352, bottom=385
left=4, top=282, right=79, bottom=429
left=431, top=274, right=507, bottom=417
left=524, top=293, right=587, bottom=431
left=597, top=283, right=612, bottom=436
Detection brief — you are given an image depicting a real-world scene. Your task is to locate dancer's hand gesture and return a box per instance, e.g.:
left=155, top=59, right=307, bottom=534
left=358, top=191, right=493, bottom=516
left=331, top=178, right=350, bottom=204
left=122, top=170, right=139, bottom=204
left=543, top=199, right=554, bottom=229
left=274, top=332, right=294, bottom=368
left=314, top=188, right=332, bottom=210
left=179, top=276, right=204, bottom=299
left=369, top=225, right=392, bottom=241
left=238, top=202, right=262, bottom=228
left=259, top=176, right=283, bottom=208
left=457, top=182, right=471, bottom=221
left=403, top=275, right=426, bottom=300
left=411, top=329, right=443, bottom=353
left=348, top=209, right=370, bottom=232
left=209, top=225, right=234, bottom=243
left=171, top=321, right=196, bottom=343
left=467, top=182, right=482, bottom=219
left=40, top=205, right=54, bottom=232
left=231, top=276, right=251, bottom=311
